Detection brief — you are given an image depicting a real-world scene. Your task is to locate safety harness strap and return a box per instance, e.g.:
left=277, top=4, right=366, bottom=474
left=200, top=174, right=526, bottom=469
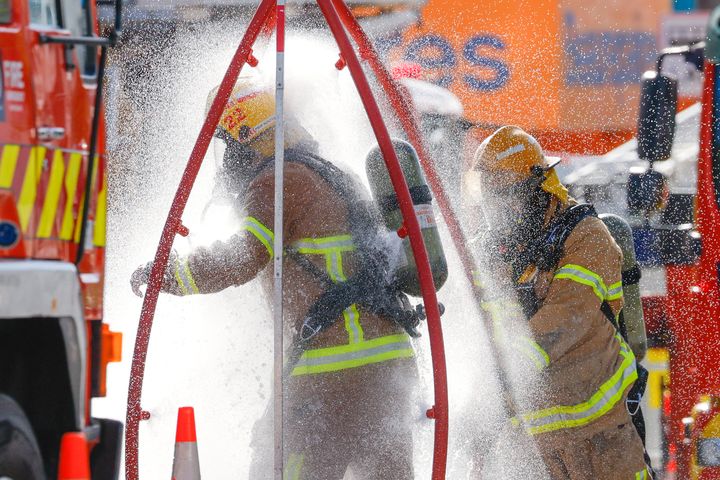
left=622, top=264, right=642, bottom=286
left=245, top=149, right=420, bottom=376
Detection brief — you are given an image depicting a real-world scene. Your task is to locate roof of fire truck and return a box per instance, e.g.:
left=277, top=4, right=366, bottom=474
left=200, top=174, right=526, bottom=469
left=564, top=102, right=701, bottom=198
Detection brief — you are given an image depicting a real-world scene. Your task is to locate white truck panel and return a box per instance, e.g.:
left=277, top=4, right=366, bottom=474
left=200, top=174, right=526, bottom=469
left=0, top=260, right=87, bottom=429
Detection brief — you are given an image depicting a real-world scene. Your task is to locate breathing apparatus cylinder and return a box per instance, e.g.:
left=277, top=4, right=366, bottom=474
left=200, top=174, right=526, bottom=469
left=599, top=213, right=647, bottom=361
left=365, top=140, right=448, bottom=297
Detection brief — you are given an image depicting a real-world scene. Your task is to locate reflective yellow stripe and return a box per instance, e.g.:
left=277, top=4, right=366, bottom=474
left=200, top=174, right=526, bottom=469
left=37, top=150, right=65, bottom=238
left=72, top=155, right=99, bottom=244
left=326, top=251, right=340, bottom=283
left=554, top=264, right=607, bottom=301
left=607, top=281, right=623, bottom=301
left=60, top=153, right=82, bottom=241
left=284, top=453, right=304, bottom=480
left=512, top=341, right=637, bottom=435
left=291, top=333, right=414, bottom=376
left=174, top=257, right=199, bottom=295
left=295, top=234, right=364, bottom=345
left=173, top=268, right=188, bottom=296
left=342, top=304, right=363, bottom=343
left=94, top=174, right=107, bottom=247
left=635, top=468, right=649, bottom=479
left=242, top=216, right=274, bottom=258
left=0, top=144, right=20, bottom=188
left=512, top=336, right=550, bottom=370
left=554, top=263, right=623, bottom=302
left=292, top=235, right=355, bottom=254
left=183, top=260, right=199, bottom=294
left=17, top=146, right=45, bottom=232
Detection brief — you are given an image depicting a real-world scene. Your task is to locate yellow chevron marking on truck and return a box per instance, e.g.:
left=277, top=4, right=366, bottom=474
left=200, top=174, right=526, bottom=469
left=73, top=155, right=99, bottom=244
left=0, top=144, right=20, bottom=188
left=17, top=146, right=46, bottom=232
left=60, top=152, right=82, bottom=241
left=37, top=150, right=66, bottom=238
left=94, top=174, right=107, bottom=247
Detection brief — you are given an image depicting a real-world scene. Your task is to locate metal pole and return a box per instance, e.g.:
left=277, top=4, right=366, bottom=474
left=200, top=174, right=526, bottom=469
left=273, top=1, right=286, bottom=479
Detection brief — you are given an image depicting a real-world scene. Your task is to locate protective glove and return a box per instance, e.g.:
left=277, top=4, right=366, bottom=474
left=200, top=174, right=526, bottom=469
left=130, top=261, right=151, bottom=297
left=130, top=252, right=186, bottom=297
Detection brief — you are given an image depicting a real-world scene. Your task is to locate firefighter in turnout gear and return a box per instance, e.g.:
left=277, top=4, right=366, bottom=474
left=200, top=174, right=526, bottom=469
left=467, top=126, right=651, bottom=479
left=130, top=80, right=420, bottom=479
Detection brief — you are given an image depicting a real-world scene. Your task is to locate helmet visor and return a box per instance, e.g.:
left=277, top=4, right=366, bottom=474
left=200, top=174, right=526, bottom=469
left=477, top=174, right=545, bottom=234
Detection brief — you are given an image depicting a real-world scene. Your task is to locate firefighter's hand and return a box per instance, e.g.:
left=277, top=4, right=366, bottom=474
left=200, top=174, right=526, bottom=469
left=130, top=262, right=152, bottom=297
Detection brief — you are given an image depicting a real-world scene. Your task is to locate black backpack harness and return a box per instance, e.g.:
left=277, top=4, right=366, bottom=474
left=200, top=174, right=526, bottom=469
left=516, top=203, right=648, bottom=424
left=247, top=149, right=425, bottom=361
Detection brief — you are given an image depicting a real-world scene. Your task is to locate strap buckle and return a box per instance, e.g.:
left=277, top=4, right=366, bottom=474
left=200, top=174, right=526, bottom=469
left=626, top=393, right=642, bottom=416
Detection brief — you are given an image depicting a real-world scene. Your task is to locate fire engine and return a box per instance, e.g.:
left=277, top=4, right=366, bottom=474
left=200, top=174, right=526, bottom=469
left=564, top=6, right=720, bottom=478
left=0, top=0, right=122, bottom=476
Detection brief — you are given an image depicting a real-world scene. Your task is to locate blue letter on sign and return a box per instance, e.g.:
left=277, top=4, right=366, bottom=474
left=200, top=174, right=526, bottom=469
left=463, top=35, right=510, bottom=91
left=404, top=34, right=456, bottom=87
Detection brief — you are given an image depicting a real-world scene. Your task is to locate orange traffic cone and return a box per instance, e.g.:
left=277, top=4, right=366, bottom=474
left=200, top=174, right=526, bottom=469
left=57, top=432, right=90, bottom=480
left=171, top=407, right=201, bottom=480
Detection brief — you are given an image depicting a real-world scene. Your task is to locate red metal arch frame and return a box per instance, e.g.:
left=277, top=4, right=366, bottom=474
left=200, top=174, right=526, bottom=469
left=125, top=1, right=466, bottom=478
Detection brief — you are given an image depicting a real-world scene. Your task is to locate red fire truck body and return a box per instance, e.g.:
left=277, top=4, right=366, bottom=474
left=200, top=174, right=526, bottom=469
left=0, top=0, right=121, bottom=476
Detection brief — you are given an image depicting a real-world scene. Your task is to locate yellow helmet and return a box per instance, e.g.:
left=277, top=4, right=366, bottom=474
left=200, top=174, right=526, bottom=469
left=208, top=78, right=275, bottom=146
left=470, top=125, right=568, bottom=203
left=209, top=78, right=311, bottom=159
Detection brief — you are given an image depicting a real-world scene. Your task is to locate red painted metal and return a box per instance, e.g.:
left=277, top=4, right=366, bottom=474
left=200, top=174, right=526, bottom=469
left=123, top=1, right=275, bottom=478
left=0, top=0, right=119, bottom=475
left=332, top=0, right=518, bottom=414
left=667, top=60, right=720, bottom=479
left=696, top=62, right=720, bottom=272
left=276, top=4, right=285, bottom=52
left=0, top=4, right=108, bottom=322
left=316, top=0, right=447, bottom=476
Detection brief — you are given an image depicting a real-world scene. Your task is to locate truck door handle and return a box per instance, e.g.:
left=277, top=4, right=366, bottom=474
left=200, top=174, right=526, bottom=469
left=37, top=126, right=66, bottom=141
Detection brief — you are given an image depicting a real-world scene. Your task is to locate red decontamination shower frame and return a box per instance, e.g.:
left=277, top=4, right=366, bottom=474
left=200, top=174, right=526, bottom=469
left=124, top=1, right=500, bottom=478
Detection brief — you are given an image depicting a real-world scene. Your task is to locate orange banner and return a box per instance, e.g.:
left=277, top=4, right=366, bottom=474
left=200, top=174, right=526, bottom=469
left=384, top=0, right=671, bottom=133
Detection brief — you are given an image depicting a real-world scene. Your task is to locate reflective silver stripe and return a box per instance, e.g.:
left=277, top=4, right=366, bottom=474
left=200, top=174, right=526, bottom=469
left=512, top=336, right=550, bottom=370
left=635, top=468, right=649, bottom=480
left=516, top=350, right=637, bottom=434
left=294, top=339, right=412, bottom=369
left=241, top=216, right=274, bottom=258
left=343, top=304, right=362, bottom=344
left=328, top=251, right=342, bottom=283
left=496, top=143, right=526, bottom=161
left=607, top=281, right=623, bottom=300
left=292, top=236, right=354, bottom=252
left=174, top=257, right=199, bottom=295
left=555, top=265, right=607, bottom=300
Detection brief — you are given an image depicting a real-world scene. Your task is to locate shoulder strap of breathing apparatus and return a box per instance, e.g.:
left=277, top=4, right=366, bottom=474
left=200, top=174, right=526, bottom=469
left=253, top=149, right=423, bottom=345
left=514, top=204, right=599, bottom=317
left=531, top=203, right=649, bottom=420
left=531, top=203, right=634, bottom=335
left=534, top=203, right=597, bottom=272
